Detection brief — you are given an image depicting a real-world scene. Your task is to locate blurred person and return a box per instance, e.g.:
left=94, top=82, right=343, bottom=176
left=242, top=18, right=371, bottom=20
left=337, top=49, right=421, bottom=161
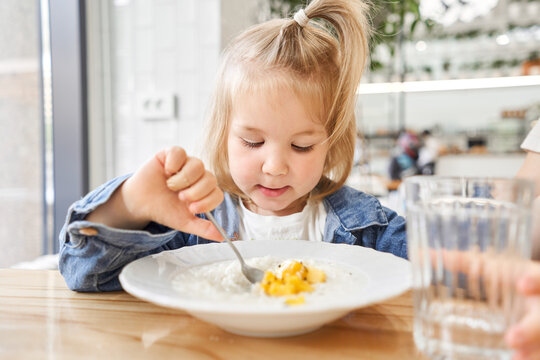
left=417, top=129, right=443, bottom=176
left=388, top=131, right=421, bottom=181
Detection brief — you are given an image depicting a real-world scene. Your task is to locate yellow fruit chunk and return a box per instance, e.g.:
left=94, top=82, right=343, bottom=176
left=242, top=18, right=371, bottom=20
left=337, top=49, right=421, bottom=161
left=260, top=260, right=325, bottom=304
left=285, top=296, right=305, bottom=306
left=281, top=260, right=308, bottom=280
left=306, top=267, right=326, bottom=284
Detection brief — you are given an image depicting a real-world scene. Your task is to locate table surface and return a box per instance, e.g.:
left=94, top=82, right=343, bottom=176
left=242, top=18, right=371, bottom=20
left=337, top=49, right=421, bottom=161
left=0, top=269, right=425, bottom=359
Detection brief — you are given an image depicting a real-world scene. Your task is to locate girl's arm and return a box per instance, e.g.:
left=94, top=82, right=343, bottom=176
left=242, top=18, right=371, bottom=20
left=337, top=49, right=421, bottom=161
left=59, top=146, right=225, bottom=292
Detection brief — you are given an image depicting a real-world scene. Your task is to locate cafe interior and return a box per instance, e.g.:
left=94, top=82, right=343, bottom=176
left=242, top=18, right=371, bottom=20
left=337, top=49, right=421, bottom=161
left=1, top=0, right=540, bottom=358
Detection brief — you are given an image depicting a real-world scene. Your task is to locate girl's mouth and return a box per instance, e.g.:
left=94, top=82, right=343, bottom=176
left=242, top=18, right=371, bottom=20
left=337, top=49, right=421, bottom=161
left=257, top=185, right=289, bottom=198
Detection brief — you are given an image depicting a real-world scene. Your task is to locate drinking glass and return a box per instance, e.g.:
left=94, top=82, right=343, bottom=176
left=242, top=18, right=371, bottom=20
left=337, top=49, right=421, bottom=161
left=404, top=176, right=534, bottom=360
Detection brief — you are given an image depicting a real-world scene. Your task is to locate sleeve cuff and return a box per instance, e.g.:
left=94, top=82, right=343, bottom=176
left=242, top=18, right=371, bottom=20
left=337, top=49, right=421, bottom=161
left=60, top=174, right=179, bottom=252
left=66, top=220, right=178, bottom=252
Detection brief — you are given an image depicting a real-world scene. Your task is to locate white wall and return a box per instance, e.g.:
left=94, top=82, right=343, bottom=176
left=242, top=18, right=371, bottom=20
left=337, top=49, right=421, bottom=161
left=108, top=0, right=220, bottom=177
left=220, top=0, right=261, bottom=51
left=87, top=0, right=260, bottom=184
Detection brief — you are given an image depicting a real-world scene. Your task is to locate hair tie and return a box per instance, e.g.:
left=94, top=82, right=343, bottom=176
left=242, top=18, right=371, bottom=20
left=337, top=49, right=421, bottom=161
left=293, top=9, right=309, bottom=28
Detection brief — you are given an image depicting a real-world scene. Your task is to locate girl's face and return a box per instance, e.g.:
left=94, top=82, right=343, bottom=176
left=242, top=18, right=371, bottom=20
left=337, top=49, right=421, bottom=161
left=227, top=87, right=329, bottom=216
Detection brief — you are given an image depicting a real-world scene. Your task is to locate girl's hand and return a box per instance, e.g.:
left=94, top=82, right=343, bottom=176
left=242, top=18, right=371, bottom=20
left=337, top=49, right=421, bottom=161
left=506, top=262, right=540, bottom=360
left=113, top=146, right=224, bottom=241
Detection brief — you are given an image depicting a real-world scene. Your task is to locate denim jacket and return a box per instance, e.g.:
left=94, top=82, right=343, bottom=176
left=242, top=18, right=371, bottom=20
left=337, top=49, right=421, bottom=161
left=59, top=174, right=407, bottom=292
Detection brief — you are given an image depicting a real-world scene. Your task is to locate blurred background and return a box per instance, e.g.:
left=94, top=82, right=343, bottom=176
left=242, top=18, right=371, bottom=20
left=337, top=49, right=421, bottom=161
left=1, top=0, right=539, bottom=268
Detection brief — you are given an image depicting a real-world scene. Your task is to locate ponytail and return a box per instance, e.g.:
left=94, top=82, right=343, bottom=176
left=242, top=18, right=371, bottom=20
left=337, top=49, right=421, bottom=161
left=302, top=0, right=371, bottom=146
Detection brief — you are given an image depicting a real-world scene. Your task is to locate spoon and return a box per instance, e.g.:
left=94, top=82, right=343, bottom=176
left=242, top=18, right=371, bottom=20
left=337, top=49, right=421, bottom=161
left=205, top=212, right=265, bottom=284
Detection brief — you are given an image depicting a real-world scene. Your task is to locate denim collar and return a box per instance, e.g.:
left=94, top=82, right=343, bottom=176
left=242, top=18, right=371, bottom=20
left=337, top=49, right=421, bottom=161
left=323, top=185, right=389, bottom=231
left=215, top=185, right=388, bottom=236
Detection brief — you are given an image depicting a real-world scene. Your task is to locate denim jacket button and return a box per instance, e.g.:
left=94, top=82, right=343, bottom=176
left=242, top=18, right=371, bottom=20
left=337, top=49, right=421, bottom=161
left=79, top=227, right=98, bottom=236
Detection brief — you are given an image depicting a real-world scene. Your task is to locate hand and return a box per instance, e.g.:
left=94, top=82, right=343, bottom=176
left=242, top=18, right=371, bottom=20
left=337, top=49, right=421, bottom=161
left=506, top=261, right=540, bottom=360
left=111, top=146, right=224, bottom=241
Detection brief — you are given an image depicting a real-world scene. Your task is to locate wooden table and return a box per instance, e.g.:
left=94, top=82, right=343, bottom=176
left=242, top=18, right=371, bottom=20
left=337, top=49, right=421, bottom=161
left=0, top=269, right=424, bottom=359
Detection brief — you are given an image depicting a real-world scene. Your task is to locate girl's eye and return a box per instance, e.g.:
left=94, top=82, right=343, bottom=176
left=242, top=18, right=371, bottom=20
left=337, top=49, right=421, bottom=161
left=292, top=144, right=314, bottom=152
left=241, top=139, right=263, bottom=148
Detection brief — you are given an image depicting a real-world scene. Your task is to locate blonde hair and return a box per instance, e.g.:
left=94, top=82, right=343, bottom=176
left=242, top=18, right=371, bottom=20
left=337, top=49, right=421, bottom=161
left=205, top=0, right=371, bottom=201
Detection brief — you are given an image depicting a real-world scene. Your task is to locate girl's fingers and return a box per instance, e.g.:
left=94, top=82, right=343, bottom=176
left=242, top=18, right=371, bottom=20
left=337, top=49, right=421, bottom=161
left=178, top=171, right=217, bottom=203
left=155, top=146, right=187, bottom=177
left=186, top=187, right=224, bottom=214
left=163, top=146, right=188, bottom=176
left=155, top=146, right=224, bottom=241
left=167, top=157, right=205, bottom=191
left=175, top=216, right=224, bottom=242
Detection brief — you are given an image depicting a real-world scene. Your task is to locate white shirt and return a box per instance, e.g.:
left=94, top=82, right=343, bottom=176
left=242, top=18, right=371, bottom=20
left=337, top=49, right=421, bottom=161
left=237, top=200, right=327, bottom=242
left=521, top=121, right=540, bottom=153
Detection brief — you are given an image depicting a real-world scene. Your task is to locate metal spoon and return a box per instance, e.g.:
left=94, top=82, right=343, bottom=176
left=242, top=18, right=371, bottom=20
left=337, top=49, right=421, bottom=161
left=205, top=212, right=264, bottom=284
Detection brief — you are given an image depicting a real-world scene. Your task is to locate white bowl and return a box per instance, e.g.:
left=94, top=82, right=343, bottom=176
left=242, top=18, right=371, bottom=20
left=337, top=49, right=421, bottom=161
left=119, top=240, right=411, bottom=337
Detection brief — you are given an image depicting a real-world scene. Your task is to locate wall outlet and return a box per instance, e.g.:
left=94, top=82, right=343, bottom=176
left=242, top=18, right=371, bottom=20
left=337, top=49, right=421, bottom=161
left=137, top=92, right=177, bottom=120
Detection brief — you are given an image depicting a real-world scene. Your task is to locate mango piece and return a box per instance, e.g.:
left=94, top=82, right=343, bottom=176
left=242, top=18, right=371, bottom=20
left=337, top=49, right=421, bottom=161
left=260, top=260, right=325, bottom=304
left=285, top=296, right=305, bottom=306
left=281, top=260, right=307, bottom=279
left=306, top=267, right=326, bottom=284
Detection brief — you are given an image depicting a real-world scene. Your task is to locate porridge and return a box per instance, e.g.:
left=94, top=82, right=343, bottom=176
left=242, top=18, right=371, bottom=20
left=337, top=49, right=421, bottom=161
left=172, top=256, right=367, bottom=307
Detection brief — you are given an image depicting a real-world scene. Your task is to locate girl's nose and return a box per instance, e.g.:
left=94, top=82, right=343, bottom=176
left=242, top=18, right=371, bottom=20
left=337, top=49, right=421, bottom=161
left=262, top=149, right=288, bottom=176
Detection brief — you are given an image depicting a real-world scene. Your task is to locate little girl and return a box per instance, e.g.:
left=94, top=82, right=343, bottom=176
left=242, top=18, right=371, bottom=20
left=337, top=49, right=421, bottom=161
left=59, top=0, right=540, bottom=356
left=59, top=0, right=407, bottom=291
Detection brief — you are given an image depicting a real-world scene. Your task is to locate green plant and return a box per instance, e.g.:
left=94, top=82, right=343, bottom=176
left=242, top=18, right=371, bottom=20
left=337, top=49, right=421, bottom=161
left=370, top=1, right=432, bottom=50
left=471, top=61, right=483, bottom=71
left=369, top=0, right=435, bottom=74
left=268, top=0, right=305, bottom=17
left=442, top=59, right=451, bottom=71
left=491, top=59, right=506, bottom=69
